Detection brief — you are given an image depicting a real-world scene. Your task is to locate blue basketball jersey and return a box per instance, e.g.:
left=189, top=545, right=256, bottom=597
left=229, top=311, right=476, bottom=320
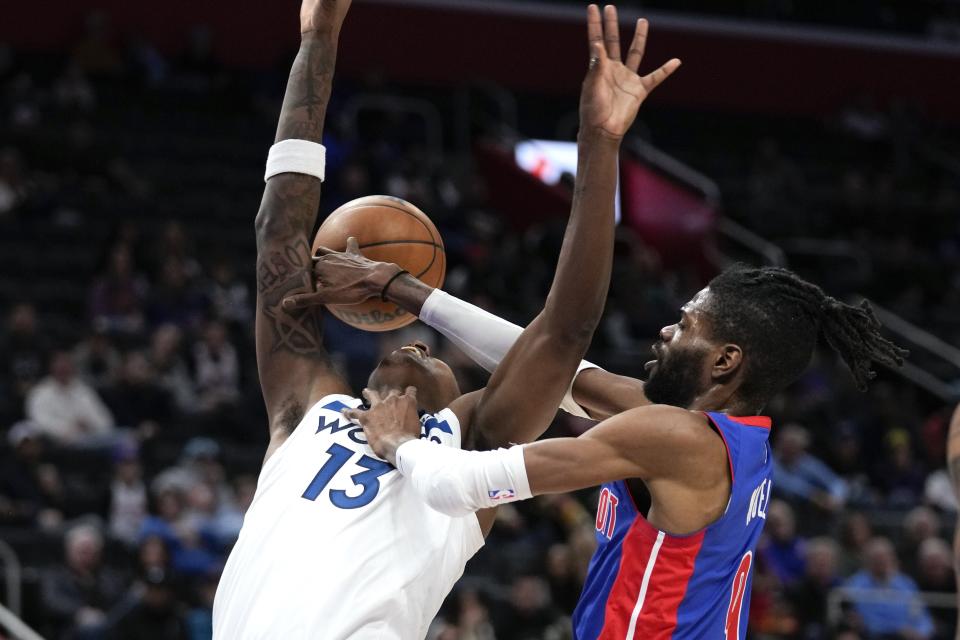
left=572, top=412, right=773, bottom=639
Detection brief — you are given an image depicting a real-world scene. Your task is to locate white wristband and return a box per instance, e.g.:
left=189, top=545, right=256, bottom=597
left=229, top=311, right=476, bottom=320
left=420, top=289, right=601, bottom=418
left=396, top=439, right=532, bottom=517
left=264, top=139, right=326, bottom=182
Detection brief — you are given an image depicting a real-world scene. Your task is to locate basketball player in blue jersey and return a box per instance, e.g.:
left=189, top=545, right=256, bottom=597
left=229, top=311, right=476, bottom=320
left=213, top=0, right=681, bottom=636
left=338, top=264, right=907, bottom=638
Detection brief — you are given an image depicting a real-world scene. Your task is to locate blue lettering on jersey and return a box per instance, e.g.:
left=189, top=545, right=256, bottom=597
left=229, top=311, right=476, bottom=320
left=317, top=414, right=367, bottom=445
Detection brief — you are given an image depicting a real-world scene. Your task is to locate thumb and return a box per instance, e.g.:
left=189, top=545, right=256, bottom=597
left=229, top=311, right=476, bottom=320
left=342, top=408, right=364, bottom=422
left=346, top=236, right=361, bottom=255
left=403, top=386, right=418, bottom=402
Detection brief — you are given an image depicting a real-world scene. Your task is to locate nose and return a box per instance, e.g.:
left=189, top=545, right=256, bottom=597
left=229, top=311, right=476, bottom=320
left=660, top=325, right=676, bottom=342
left=412, top=341, right=430, bottom=357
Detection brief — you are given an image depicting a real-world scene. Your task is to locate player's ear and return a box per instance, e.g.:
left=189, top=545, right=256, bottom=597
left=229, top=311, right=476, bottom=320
left=712, top=344, right=743, bottom=380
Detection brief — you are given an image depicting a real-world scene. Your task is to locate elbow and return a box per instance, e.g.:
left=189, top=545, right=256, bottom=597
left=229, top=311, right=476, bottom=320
left=545, top=318, right=597, bottom=352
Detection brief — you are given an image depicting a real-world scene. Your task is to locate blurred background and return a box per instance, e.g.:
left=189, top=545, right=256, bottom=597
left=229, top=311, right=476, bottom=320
left=0, top=0, right=958, bottom=638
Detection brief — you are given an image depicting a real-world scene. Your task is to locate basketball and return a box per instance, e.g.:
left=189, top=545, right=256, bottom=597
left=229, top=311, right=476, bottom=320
left=312, top=195, right=446, bottom=332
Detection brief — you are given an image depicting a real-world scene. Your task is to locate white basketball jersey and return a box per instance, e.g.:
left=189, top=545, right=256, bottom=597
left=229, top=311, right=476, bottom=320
left=212, top=394, right=484, bottom=639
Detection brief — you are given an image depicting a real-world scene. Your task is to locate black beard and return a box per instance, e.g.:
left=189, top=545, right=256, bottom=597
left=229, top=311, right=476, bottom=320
left=643, top=345, right=707, bottom=408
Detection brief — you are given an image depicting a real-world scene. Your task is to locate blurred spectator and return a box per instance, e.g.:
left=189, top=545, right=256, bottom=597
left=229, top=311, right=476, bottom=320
left=491, top=575, right=565, bottom=640
left=41, top=523, right=128, bottom=639
left=838, top=512, right=874, bottom=577
left=149, top=325, right=198, bottom=414
left=89, top=243, right=149, bottom=335
left=54, top=62, right=96, bottom=112
left=73, top=329, right=122, bottom=391
left=205, top=258, right=251, bottom=327
left=140, top=484, right=220, bottom=579
left=109, top=444, right=148, bottom=546
left=103, top=350, right=173, bottom=431
left=772, top=423, right=848, bottom=514
left=71, top=11, right=123, bottom=77
left=148, top=222, right=201, bottom=282
left=192, top=321, right=240, bottom=413
left=915, top=538, right=956, bottom=637
left=154, top=438, right=233, bottom=509
left=107, top=567, right=188, bottom=640
left=544, top=543, right=581, bottom=614
left=843, top=537, right=934, bottom=639
left=146, top=257, right=208, bottom=331
left=0, top=420, right=65, bottom=528
left=786, top=537, right=841, bottom=639
left=759, top=500, right=807, bottom=587
left=26, top=350, right=117, bottom=447
left=876, top=429, right=928, bottom=506
left=0, top=146, right=28, bottom=217
left=0, top=302, right=50, bottom=411
left=898, top=506, right=941, bottom=577
left=138, top=535, right=172, bottom=576
left=185, top=571, right=220, bottom=640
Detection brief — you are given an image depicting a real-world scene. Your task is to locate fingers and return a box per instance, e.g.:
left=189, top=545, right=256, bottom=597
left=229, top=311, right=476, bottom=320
left=641, top=57, right=682, bottom=91
left=624, top=18, right=648, bottom=73
left=586, top=4, right=603, bottom=58
left=346, top=236, right=360, bottom=255
left=342, top=408, right=364, bottom=423
left=282, top=291, right=324, bottom=311
left=403, top=386, right=418, bottom=401
left=362, top=387, right=383, bottom=405
left=602, top=5, right=620, bottom=61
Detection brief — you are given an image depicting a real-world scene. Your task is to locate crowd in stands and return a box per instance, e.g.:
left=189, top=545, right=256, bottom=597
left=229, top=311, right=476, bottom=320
left=0, top=9, right=959, bottom=640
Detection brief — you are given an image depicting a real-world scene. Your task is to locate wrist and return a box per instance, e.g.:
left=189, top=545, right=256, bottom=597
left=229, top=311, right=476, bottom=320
left=300, top=29, right=340, bottom=45
left=385, top=434, right=418, bottom=467
left=577, top=128, right=624, bottom=148
left=365, top=262, right=405, bottom=294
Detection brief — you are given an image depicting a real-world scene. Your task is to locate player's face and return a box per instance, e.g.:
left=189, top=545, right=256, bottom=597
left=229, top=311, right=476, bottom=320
left=643, top=288, right=717, bottom=408
left=367, top=341, right=461, bottom=413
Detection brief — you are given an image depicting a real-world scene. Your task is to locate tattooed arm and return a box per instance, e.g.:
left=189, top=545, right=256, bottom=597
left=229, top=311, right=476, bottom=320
left=256, top=0, right=353, bottom=460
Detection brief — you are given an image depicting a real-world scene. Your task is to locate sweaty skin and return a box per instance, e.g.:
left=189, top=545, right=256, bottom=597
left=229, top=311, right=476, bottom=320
left=350, top=289, right=751, bottom=537
left=280, top=5, right=681, bottom=536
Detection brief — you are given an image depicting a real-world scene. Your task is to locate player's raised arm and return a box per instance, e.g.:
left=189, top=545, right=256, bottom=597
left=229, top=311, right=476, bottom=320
left=460, top=7, right=679, bottom=446
left=255, top=0, right=352, bottom=457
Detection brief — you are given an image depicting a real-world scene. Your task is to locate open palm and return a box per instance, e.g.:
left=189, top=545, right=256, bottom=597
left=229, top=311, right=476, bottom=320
left=579, top=5, right=681, bottom=140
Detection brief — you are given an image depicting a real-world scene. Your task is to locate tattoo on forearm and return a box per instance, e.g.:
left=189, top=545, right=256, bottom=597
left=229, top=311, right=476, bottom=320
left=254, top=37, right=338, bottom=367
left=257, top=238, right=313, bottom=294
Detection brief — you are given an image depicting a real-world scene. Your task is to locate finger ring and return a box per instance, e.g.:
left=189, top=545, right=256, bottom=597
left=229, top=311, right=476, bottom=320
left=589, top=56, right=599, bottom=69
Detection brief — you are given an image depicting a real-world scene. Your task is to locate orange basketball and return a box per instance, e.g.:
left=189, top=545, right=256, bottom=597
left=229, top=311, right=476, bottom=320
left=312, top=195, right=445, bottom=332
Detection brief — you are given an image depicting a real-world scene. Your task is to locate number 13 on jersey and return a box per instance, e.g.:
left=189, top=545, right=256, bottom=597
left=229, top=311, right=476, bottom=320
left=302, top=443, right=394, bottom=509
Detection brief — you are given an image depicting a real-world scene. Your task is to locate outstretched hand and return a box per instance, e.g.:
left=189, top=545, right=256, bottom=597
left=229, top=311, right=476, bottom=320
left=579, top=4, right=681, bottom=141
left=281, top=237, right=403, bottom=311
left=343, top=387, right=421, bottom=464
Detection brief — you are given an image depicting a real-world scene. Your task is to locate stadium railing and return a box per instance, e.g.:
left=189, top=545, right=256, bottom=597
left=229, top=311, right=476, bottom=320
left=828, top=586, right=957, bottom=625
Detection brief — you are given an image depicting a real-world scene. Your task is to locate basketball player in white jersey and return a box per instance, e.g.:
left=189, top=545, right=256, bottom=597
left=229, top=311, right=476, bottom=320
left=211, top=0, right=679, bottom=636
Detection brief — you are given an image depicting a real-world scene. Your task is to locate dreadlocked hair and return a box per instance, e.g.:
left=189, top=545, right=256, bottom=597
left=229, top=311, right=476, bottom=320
left=705, top=265, right=908, bottom=405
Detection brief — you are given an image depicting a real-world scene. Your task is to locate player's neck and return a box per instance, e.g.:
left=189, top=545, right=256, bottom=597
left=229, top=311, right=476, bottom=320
left=687, top=386, right=761, bottom=417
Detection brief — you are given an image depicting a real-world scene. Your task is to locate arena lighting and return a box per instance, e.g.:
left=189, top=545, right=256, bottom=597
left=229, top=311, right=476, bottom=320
left=514, top=138, right=622, bottom=223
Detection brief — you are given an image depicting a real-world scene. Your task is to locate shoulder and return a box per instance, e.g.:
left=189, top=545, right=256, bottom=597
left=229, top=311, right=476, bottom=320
left=598, top=404, right=717, bottom=449
left=585, top=405, right=725, bottom=480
